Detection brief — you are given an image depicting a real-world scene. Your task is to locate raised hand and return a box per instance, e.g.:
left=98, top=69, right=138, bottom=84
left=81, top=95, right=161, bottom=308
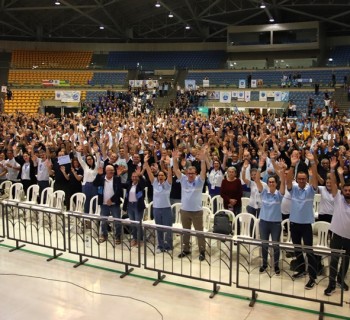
left=305, top=150, right=315, bottom=162
left=330, top=156, right=337, bottom=170
left=337, top=166, right=344, bottom=176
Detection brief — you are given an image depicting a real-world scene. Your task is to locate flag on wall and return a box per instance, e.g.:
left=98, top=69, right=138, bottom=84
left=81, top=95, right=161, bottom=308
left=220, top=91, right=231, bottom=103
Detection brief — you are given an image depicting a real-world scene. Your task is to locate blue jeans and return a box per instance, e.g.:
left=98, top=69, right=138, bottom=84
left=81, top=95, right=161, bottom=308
left=82, top=182, right=97, bottom=214
left=100, top=204, right=121, bottom=239
left=259, top=219, right=281, bottom=267
left=153, top=207, right=173, bottom=250
left=127, top=202, right=144, bottom=241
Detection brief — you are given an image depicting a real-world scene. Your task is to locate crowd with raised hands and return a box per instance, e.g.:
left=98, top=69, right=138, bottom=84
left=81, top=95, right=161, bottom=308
left=0, top=104, right=350, bottom=294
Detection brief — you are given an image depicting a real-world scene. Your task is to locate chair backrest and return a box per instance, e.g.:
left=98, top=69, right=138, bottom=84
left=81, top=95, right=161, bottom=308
left=171, top=202, right=182, bottom=224
left=233, top=213, right=256, bottom=238
left=26, top=184, right=39, bottom=203
left=202, top=193, right=212, bottom=208
left=210, top=195, right=224, bottom=213
left=0, top=180, right=12, bottom=192
left=40, top=187, right=53, bottom=205
left=313, top=193, right=321, bottom=213
left=144, top=201, right=153, bottom=221
left=314, top=221, right=331, bottom=248
left=70, top=192, right=86, bottom=213
left=52, top=190, right=65, bottom=209
left=241, top=197, right=250, bottom=212
left=280, top=219, right=292, bottom=243
left=9, top=182, right=23, bottom=201
left=89, top=195, right=100, bottom=215
left=202, top=206, right=212, bottom=231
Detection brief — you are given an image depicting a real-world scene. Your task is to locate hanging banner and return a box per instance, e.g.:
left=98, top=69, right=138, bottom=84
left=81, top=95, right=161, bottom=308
left=231, top=91, right=238, bottom=100
left=144, top=79, right=159, bottom=88
left=208, top=91, right=220, bottom=100
left=219, top=91, right=232, bottom=103
left=274, top=91, right=282, bottom=102
left=239, top=79, right=246, bottom=88
left=281, top=91, right=290, bottom=102
left=1, top=86, right=7, bottom=93
left=251, top=79, right=257, bottom=88
left=203, top=79, right=210, bottom=87
left=55, top=91, right=81, bottom=102
left=245, top=91, right=251, bottom=102
left=237, top=91, right=245, bottom=101
left=259, top=91, right=267, bottom=101
left=185, top=80, right=196, bottom=90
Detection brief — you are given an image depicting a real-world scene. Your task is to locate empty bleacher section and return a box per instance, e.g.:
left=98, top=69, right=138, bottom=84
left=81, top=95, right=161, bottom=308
left=8, top=70, right=93, bottom=86
left=328, top=45, right=350, bottom=67
left=107, top=51, right=226, bottom=70
left=187, top=68, right=350, bottom=87
left=89, top=72, right=128, bottom=86
left=11, top=50, right=92, bottom=69
left=4, top=90, right=87, bottom=114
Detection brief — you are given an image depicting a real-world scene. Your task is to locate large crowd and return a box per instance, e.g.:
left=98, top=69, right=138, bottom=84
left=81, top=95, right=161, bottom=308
left=0, top=88, right=349, bottom=296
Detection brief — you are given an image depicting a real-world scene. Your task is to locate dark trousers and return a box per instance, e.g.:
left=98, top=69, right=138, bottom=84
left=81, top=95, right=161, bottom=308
left=180, top=209, right=205, bottom=252
left=328, top=233, right=350, bottom=286
left=290, top=222, right=318, bottom=279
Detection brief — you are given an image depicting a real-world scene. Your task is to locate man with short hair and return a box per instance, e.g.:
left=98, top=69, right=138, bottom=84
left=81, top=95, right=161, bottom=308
left=287, top=150, right=319, bottom=290
left=172, top=147, right=207, bottom=261
left=324, top=157, right=350, bottom=296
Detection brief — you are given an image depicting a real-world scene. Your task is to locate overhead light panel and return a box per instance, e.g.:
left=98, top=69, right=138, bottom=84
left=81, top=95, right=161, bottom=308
left=155, top=1, right=161, bottom=7
left=168, top=12, right=174, bottom=18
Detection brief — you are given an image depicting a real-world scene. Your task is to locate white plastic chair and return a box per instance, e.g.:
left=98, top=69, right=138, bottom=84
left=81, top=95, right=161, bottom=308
left=202, top=206, right=212, bottom=232
left=0, top=180, right=12, bottom=199
left=171, top=202, right=182, bottom=229
left=210, top=195, right=224, bottom=213
left=313, top=193, right=321, bottom=219
left=69, top=192, right=86, bottom=213
left=232, top=213, right=257, bottom=241
left=313, top=221, right=331, bottom=267
left=51, top=190, right=65, bottom=210
left=202, top=193, right=212, bottom=209
left=241, top=197, right=250, bottom=212
left=40, top=187, right=54, bottom=206
left=89, top=195, right=100, bottom=215
left=9, top=182, right=24, bottom=201
left=143, top=201, right=154, bottom=225
left=23, top=184, right=40, bottom=204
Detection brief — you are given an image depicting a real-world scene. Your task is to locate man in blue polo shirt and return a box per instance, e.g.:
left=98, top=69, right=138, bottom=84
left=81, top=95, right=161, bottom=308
left=172, top=147, right=207, bottom=261
left=286, top=149, right=318, bottom=290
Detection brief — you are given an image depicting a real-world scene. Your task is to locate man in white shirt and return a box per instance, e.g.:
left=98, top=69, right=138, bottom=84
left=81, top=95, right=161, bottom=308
left=5, top=149, right=20, bottom=182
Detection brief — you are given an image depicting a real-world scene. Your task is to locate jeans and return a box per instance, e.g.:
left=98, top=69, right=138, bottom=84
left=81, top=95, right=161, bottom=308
left=328, top=233, right=350, bottom=286
left=154, top=207, right=173, bottom=250
left=290, top=222, right=318, bottom=279
left=82, top=182, right=97, bottom=214
left=259, top=219, right=281, bottom=267
left=127, top=202, right=144, bottom=241
left=100, top=204, right=121, bottom=239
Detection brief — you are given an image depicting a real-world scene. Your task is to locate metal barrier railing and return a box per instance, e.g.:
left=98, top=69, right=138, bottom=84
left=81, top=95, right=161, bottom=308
left=67, top=212, right=142, bottom=277
left=236, top=238, right=346, bottom=320
left=0, top=200, right=5, bottom=241
left=143, top=224, right=233, bottom=298
left=2, top=200, right=66, bottom=261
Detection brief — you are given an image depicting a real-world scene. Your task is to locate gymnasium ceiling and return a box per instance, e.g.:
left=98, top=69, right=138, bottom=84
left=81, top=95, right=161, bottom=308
left=0, top=0, right=350, bottom=43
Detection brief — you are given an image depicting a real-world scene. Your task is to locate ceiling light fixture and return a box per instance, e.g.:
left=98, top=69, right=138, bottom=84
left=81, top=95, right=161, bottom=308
left=185, top=24, right=190, bottom=30
left=155, top=1, right=161, bottom=7
left=269, top=17, right=275, bottom=22
left=260, top=2, right=266, bottom=9
left=55, top=1, right=61, bottom=5
left=99, top=25, right=105, bottom=30
left=168, top=12, right=174, bottom=18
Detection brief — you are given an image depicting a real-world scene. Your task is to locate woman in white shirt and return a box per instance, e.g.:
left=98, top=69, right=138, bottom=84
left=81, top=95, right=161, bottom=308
left=242, top=165, right=262, bottom=218
left=76, top=146, right=100, bottom=214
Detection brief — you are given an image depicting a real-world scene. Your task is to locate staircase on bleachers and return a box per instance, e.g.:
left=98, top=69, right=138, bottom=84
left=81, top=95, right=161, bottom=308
left=332, top=88, right=349, bottom=115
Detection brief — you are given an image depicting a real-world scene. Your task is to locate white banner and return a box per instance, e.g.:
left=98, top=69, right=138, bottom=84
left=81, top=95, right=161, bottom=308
left=281, top=91, right=290, bottom=102
left=185, top=80, right=196, bottom=90
left=259, top=91, right=267, bottom=101
left=239, top=79, right=246, bottom=88
left=55, top=91, right=81, bottom=102
left=232, top=91, right=238, bottom=100
left=208, top=91, right=220, bottom=100
left=203, top=79, right=210, bottom=87
left=245, top=91, right=251, bottom=102
left=144, top=79, right=159, bottom=88
left=251, top=79, right=257, bottom=88
left=1, top=86, right=7, bottom=93
left=220, top=91, right=231, bottom=103
left=274, top=91, right=282, bottom=102
left=237, top=91, right=245, bottom=101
